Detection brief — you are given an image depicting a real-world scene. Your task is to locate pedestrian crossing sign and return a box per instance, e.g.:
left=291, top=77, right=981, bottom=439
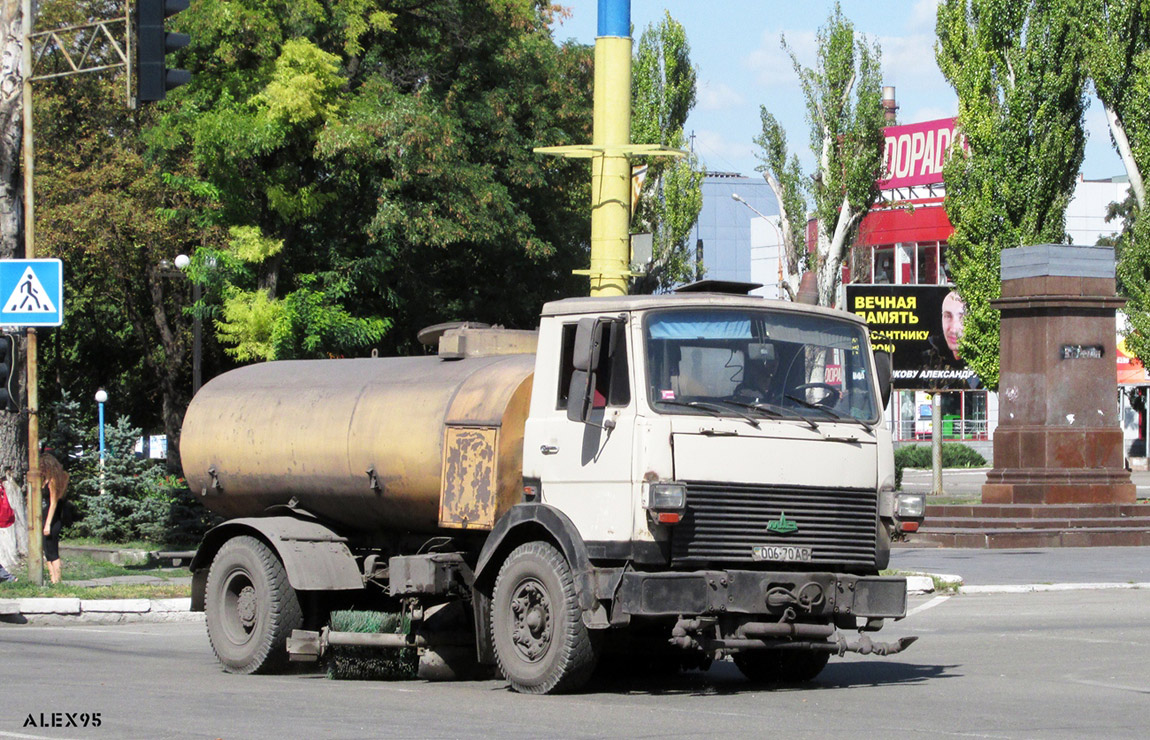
left=0, top=259, right=63, bottom=327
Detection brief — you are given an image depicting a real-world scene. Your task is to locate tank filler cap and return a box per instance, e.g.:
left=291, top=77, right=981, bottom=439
left=417, top=321, right=491, bottom=347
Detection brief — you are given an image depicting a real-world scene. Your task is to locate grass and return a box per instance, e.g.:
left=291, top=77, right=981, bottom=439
left=883, top=569, right=963, bottom=594
left=0, top=551, right=192, bottom=600
left=63, top=536, right=188, bottom=551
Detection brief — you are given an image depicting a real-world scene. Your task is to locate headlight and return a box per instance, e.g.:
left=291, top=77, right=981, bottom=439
left=896, top=492, right=926, bottom=519
left=646, top=482, right=686, bottom=524
left=648, top=482, right=686, bottom=510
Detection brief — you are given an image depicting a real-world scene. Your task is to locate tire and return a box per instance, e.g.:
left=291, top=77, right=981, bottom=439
left=734, top=648, right=830, bottom=684
left=205, top=535, right=302, bottom=674
left=490, top=542, right=599, bottom=694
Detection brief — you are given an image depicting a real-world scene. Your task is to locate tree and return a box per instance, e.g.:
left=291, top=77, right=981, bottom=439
left=0, top=0, right=38, bottom=564
left=629, top=11, right=703, bottom=293
left=754, top=110, right=807, bottom=300
left=1087, top=0, right=1150, bottom=211
left=937, top=0, right=1091, bottom=390
left=755, top=4, right=885, bottom=307
left=1085, top=0, right=1150, bottom=365
left=150, top=0, right=593, bottom=357
left=33, top=54, right=216, bottom=473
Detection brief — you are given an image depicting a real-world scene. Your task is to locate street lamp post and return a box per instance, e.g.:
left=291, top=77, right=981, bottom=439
left=732, top=193, right=786, bottom=298
left=173, top=254, right=202, bottom=395
left=95, top=388, right=107, bottom=496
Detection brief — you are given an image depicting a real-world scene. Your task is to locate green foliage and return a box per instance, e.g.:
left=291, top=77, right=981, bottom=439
left=894, top=443, right=987, bottom=489
left=757, top=4, right=885, bottom=306
left=936, top=0, right=1091, bottom=390
left=146, top=0, right=594, bottom=357
left=630, top=12, right=704, bottom=293
left=41, top=392, right=86, bottom=467
left=69, top=417, right=219, bottom=544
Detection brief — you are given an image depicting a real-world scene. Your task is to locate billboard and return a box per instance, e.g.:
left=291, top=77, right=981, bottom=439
left=846, top=284, right=979, bottom=390
left=877, top=118, right=961, bottom=190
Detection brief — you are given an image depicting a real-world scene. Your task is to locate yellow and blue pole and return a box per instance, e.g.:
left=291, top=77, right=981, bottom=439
left=589, top=0, right=632, bottom=297
left=534, top=0, right=683, bottom=296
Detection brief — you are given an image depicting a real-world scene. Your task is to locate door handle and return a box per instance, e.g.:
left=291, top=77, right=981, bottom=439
left=540, top=445, right=559, bottom=455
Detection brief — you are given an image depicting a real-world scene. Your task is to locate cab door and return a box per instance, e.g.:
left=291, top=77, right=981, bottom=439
left=523, top=317, right=636, bottom=546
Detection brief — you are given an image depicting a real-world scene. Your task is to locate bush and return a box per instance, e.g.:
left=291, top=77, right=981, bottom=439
left=894, top=443, right=987, bottom=489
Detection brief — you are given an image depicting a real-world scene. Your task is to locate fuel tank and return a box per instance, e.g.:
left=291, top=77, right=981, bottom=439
left=180, top=351, right=535, bottom=534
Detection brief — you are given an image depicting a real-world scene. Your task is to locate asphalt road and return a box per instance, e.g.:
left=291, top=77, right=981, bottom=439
left=2, top=588, right=1149, bottom=739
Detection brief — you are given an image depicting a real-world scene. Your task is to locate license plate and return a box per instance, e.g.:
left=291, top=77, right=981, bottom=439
left=752, top=545, right=812, bottom=562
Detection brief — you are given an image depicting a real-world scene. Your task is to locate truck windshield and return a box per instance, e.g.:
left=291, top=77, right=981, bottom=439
left=644, top=308, right=879, bottom=424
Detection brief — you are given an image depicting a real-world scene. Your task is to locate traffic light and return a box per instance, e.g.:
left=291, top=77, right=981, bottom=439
left=0, top=334, right=17, bottom=414
left=136, top=0, right=192, bottom=102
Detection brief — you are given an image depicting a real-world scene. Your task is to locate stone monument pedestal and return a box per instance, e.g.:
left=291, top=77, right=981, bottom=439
left=982, top=245, right=1136, bottom=505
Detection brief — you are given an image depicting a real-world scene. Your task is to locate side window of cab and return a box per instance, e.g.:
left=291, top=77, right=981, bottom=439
left=556, top=321, right=630, bottom=410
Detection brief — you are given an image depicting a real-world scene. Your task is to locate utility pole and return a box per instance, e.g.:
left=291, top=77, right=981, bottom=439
left=19, top=1, right=134, bottom=583
left=21, top=0, right=42, bottom=585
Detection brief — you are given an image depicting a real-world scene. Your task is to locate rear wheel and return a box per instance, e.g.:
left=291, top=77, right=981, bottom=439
left=490, top=542, right=599, bottom=694
left=205, top=535, right=302, bottom=674
left=734, top=648, right=830, bottom=684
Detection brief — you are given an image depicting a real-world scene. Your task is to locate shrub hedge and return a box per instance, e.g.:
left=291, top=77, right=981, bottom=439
left=894, top=443, right=987, bottom=489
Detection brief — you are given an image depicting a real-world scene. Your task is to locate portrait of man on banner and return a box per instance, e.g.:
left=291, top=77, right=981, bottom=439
left=847, top=284, right=978, bottom=390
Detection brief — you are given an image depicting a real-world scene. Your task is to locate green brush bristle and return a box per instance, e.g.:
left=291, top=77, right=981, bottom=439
left=326, top=610, right=418, bottom=681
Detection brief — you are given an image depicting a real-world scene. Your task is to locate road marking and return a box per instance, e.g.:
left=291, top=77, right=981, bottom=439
left=962, top=582, right=1150, bottom=594
left=1066, top=677, right=1150, bottom=695
left=0, top=731, right=82, bottom=740
left=907, top=595, right=950, bottom=617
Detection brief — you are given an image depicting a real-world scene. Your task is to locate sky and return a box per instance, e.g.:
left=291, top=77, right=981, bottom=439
left=549, top=0, right=1124, bottom=196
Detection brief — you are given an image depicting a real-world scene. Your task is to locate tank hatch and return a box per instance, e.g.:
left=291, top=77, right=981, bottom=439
left=418, top=322, right=538, bottom=359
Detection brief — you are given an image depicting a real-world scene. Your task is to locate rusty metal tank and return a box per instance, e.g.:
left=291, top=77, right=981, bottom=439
left=180, top=331, right=536, bottom=535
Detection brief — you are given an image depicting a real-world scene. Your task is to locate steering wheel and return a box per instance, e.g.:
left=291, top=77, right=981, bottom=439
left=731, top=384, right=768, bottom=402
left=791, top=382, right=841, bottom=407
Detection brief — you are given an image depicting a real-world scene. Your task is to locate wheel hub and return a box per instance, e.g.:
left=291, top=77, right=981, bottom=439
left=236, top=585, right=257, bottom=629
left=509, top=578, right=552, bottom=662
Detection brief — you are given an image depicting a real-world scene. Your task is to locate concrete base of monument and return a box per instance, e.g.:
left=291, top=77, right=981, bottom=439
left=982, top=426, right=1135, bottom=504
left=982, top=473, right=1136, bottom=505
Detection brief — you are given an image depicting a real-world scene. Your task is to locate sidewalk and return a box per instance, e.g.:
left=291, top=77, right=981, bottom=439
left=0, top=573, right=199, bottom=625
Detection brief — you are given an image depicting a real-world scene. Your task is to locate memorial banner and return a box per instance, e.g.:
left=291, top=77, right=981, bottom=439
left=846, top=284, right=978, bottom=389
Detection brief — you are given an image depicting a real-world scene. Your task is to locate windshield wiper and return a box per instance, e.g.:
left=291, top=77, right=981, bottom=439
left=722, top=398, right=818, bottom=431
left=784, top=395, right=874, bottom=431
left=658, top=399, right=760, bottom=428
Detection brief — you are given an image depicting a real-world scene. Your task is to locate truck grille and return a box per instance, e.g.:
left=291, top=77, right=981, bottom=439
left=671, top=482, right=878, bottom=568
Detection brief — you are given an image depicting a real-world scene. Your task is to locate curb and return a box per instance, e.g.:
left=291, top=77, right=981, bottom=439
left=0, top=597, right=202, bottom=624
left=904, top=572, right=1149, bottom=595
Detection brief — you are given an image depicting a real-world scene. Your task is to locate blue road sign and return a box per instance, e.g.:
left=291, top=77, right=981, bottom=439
left=0, top=259, right=63, bottom=327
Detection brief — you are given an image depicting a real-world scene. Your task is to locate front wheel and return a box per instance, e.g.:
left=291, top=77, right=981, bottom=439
left=490, top=542, right=599, bottom=694
left=205, top=535, right=302, bottom=674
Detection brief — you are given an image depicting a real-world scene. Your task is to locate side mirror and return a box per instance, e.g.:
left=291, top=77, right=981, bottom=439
left=873, top=350, right=893, bottom=409
left=567, top=317, right=624, bottom=424
left=567, top=318, right=604, bottom=423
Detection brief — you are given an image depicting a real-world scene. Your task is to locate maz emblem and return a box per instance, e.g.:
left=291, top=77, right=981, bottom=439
left=767, top=511, right=798, bottom=535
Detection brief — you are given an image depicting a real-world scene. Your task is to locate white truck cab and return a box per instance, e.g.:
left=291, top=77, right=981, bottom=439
left=525, top=293, right=897, bottom=567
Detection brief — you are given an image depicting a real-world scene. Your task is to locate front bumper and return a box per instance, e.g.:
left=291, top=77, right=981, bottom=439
left=613, top=570, right=907, bottom=620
